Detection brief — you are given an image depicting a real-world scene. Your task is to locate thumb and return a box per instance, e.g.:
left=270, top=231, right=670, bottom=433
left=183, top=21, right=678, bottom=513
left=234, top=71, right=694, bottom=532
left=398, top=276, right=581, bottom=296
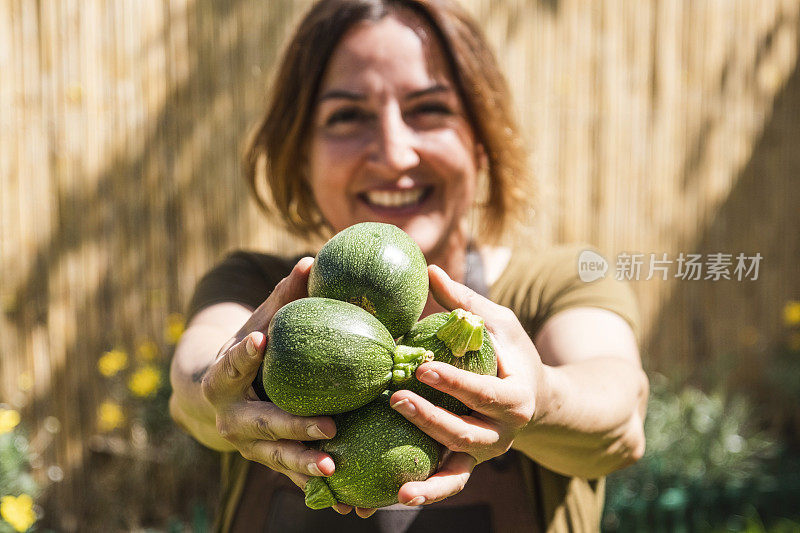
left=427, top=265, right=501, bottom=319
left=202, top=331, right=266, bottom=405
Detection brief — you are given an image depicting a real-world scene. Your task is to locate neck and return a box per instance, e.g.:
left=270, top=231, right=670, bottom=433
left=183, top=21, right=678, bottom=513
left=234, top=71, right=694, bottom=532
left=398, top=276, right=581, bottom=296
left=421, top=222, right=470, bottom=318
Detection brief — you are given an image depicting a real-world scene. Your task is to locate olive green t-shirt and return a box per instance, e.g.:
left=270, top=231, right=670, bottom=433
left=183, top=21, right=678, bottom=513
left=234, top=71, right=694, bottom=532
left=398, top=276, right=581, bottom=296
left=186, top=244, right=640, bottom=532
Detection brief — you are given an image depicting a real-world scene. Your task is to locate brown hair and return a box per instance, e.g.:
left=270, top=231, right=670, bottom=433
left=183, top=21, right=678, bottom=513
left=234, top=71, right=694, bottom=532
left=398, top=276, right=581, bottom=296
left=243, top=0, right=529, bottom=243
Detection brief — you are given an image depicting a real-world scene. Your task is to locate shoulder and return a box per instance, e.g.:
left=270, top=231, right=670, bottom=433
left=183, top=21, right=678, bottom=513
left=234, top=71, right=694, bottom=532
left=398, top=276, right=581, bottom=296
left=490, top=242, right=591, bottom=298
left=513, top=242, right=591, bottom=272
left=186, top=250, right=311, bottom=321
left=492, top=243, right=640, bottom=340
left=215, top=250, right=308, bottom=281
left=478, top=242, right=589, bottom=287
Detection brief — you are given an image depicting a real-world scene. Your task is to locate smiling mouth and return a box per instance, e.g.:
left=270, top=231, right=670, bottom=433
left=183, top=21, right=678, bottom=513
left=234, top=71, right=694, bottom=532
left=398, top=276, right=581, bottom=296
left=359, top=187, right=433, bottom=209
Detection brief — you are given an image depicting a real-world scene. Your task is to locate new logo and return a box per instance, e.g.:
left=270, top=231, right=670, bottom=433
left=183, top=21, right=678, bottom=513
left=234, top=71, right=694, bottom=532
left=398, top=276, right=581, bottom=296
left=578, top=250, right=608, bottom=283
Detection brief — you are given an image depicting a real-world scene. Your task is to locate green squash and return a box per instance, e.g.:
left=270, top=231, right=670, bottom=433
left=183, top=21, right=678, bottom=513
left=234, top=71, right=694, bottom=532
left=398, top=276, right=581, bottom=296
left=305, top=392, right=441, bottom=509
left=308, top=222, right=428, bottom=338
left=262, top=297, right=431, bottom=416
left=396, top=309, right=497, bottom=415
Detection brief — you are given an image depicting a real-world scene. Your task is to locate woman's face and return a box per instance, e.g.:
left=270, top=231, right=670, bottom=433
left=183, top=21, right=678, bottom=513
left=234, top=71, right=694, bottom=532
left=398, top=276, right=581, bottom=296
left=307, top=13, right=482, bottom=259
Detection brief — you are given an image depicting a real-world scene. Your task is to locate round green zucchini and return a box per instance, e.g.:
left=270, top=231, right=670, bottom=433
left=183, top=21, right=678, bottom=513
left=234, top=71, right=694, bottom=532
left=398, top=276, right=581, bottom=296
left=308, top=222, right=428, bottom=338
left=262, top=297, right=431, bottom=416
left=395, top=309, right=497, bottom=415
left=304, top=392, right=441, bottom=509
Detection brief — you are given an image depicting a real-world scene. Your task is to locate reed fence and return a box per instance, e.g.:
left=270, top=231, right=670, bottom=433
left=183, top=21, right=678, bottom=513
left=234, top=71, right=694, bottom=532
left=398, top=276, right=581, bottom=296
left=1, top=0, right=798, bottom=529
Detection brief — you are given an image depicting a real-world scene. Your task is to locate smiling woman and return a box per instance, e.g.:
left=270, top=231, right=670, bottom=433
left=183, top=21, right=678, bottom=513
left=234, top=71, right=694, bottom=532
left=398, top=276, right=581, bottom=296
left=307, top=12, right=481, bottom=262
left=244, top=0, right=529, bottom=254
left=168, top=1, right=648, bottom=532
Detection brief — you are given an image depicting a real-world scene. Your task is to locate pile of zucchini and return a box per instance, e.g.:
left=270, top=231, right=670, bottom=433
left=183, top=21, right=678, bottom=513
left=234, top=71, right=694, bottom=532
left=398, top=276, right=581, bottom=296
left=260, top=222, right=497, bottom=509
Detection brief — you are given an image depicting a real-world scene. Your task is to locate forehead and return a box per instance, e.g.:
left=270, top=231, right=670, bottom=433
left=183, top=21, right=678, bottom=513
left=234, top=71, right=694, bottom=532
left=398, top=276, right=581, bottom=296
left=319, top=11, right=454, bottom=93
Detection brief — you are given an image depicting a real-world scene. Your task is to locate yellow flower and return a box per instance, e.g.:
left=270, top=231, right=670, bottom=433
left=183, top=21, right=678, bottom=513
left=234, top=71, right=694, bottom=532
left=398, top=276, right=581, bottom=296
left=784, top=301, right=800, bottom=327
left=135, top=340, right=158, bottom=362
left=97, top=401, right=125, bottom=432
left=164, top=313, right=185, bottom=344
left=128, top=366, right=162, bottom=397
left=1, top=494, right=36, bottom=532
left=0, top=408, right=21, bottom=435
left=98, top=349, right=128, bottom=377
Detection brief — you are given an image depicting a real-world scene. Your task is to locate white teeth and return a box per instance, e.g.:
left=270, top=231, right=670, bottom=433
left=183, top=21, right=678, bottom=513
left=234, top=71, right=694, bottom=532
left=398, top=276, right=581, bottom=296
left=364, top=189, right=425, bottom=208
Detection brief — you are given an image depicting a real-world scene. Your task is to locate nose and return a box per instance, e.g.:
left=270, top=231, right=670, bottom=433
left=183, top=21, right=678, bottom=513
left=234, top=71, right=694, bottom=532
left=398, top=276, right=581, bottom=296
left=368, top=103, right=420, bottom=174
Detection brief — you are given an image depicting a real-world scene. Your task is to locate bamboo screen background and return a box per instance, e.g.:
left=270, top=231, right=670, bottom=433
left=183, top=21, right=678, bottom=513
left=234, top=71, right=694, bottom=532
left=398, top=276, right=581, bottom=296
left=2, top=0, right=798, bottom=528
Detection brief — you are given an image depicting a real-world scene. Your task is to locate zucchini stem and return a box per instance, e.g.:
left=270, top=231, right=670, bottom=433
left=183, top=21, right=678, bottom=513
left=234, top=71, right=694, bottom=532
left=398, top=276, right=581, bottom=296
left=391, top=345, right=434, bottom=384
left=435, top=309, right=485, bottom=357
left=305, top=477, right=338, bottom=509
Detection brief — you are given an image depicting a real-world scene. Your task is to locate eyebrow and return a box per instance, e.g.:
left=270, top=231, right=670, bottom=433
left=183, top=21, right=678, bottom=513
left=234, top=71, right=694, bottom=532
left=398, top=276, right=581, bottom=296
left=317, top=83, right=452, bottom=103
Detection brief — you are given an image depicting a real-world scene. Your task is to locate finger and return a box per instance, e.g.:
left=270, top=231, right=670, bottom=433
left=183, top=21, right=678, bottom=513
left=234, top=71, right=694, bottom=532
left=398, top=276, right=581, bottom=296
left=227, top=402, right=336, bottom=443
left=414, top=361, right=517, bottom=420
left=269, top=256, right=315, bottom=307
left=285, top=469, right=310, bottom=491
left=427, top=265, right=503, bottom=321
left=333, top=504, right=353, bottom=515
left=237, top=257, right=315, bottom=334
left=202, top=332, right=267, bottom=404
left=355, top=508, right=377, bottom=518
left=389, top=390, right=500, bottom=455
left=246, top=439, right=336, bottom=477
left=398, top=452, right=476, bottom=505
left=430, top=265, right=535, bottom=380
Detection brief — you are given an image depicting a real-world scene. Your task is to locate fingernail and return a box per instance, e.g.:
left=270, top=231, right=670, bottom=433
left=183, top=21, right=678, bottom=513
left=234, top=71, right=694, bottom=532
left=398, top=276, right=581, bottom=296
left=307, top=424, right=331, bottom=439
left=419, top=370, right=439, bottom=385
left=307, top=462, right=324, bottom=476
left=390, top=399, right=416, bottom=416
left=407, top=496, right=426, bottom=506
left=430, top=264, right=450, bottom=280
left=319, top=456, right=335, bottom=474
left=246, top=336, right=257, bottom=357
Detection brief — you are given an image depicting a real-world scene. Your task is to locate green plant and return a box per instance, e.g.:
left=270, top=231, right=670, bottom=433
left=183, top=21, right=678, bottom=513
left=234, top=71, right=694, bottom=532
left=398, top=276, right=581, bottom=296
left=82, top=314, right=220, bottom=531
left=603, top=373, right=789, bottom=531
left=0, top=412, right=39, bottom=533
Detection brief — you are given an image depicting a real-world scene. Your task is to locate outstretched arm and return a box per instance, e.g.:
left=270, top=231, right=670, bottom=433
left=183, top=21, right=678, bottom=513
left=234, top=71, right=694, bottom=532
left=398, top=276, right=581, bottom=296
left=515, top=306, right=647, bottom=478
left=390, top=265, right=648, bottom=506
left=169, top=258, right=374, bottom=516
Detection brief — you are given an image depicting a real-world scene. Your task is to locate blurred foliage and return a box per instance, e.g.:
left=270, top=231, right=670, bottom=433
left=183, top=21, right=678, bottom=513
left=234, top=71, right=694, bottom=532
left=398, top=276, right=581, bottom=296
left=604, top=300, right=800, bottom=531
left=603, top=373, right=800, bottom=532
left=763, top=301, right=800, bottom=438
left=2, top=313, right=220, bottom=531
left=642, top=375, right=777, bottom=485
left=78, top=314, right=220, bottom=531
left=0, top=412, right=39, bottom=532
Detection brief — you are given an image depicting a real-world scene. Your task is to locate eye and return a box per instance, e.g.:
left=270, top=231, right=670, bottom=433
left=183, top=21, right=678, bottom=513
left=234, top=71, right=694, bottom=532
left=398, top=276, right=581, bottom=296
left=325, top=107, right=371, bottom=126
left=409, top=102, right=454, bottom=116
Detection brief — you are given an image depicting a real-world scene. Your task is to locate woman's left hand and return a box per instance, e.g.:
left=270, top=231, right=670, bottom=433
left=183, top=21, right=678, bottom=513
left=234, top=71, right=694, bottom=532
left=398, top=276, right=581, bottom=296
left=390, top=264, right=549, bottom=506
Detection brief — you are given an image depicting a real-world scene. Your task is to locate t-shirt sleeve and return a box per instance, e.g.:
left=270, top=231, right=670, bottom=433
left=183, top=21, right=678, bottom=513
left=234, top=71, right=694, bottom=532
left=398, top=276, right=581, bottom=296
left=493, top=244, right=640, bottom=341
left=537, top=244, right=640, bottom=339
left=185, top=251, right=298, bottom=322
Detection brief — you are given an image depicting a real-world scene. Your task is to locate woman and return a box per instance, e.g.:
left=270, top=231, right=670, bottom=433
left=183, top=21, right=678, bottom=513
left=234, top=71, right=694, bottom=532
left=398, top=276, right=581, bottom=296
left=169, top=1, right=648, bottom=531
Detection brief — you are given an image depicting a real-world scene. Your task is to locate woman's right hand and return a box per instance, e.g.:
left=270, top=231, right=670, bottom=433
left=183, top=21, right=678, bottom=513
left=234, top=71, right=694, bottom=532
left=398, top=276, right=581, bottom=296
left=201, top=330, right=338, bottom=483
left=199, top=258, right=372, bottom=516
